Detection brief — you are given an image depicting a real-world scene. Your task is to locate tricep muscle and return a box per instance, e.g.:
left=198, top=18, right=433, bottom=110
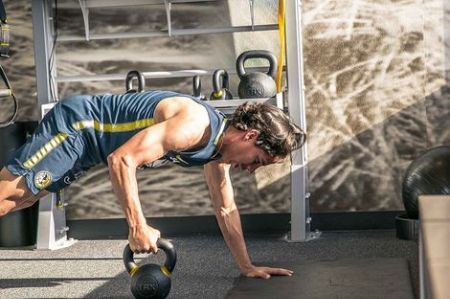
left=110, top=115, right=204, bottom=167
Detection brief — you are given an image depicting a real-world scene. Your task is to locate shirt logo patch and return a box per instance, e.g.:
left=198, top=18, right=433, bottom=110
left=63, top=171, right=84, bottom=185
left=34, top=171, right=53, bottom=190
left=63, top=176, right=73, bottom=185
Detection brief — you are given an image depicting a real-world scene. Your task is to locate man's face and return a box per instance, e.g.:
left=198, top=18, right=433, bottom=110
left=220, top=129, right=284, bottom=173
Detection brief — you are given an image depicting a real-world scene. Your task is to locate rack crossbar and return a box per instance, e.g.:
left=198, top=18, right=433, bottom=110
left=56, top=66, right=281, bottom=83
left=57, top=24, right=278, bottom=42
left=59, top=0, right=216, bottom=9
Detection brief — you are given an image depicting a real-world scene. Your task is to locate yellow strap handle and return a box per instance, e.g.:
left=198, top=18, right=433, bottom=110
left=276, top=0, right=286, bottom=93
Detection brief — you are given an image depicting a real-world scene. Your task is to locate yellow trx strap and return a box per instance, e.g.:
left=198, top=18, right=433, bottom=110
left=276, top=0, right=286, bottom=93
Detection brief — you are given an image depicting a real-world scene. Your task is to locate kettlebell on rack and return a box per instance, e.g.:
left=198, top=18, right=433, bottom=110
left=210, top=69, right=233, bottom=100
left=236, top=50, right=277, bottom=99
left=192, top=75, right=206, bottom=101
left=123, top=239, right=177, bottom=299
left=125, top=70, right=146, bottom=93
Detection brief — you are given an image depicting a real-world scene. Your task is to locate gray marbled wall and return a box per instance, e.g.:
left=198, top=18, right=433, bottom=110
left=303, top=0, right=449, bottom=212
left=0, top=0, right=448, bottom=218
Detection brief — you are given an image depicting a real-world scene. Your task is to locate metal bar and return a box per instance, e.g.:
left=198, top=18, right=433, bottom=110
left=78, top=0, right=91, bottom=41
left=32, top=0, right=76, bottom=250
left=285, top=0, right=311, bottom=241
left=83, top=0, right=158, bottom=6
left=249, top=0, right=255, bottom=30
left=164, top=0, right=172, bottom=37
left=57, top=71, right=209, bottom=83
left=57, top=0, right=216, bottom=8
left=167, top=0, right=216, bottom=3
left=419, top=231, right=427, bottom=299
left=184, top=95, right=282, bottom=115
left=445, top=0, right=450, bottom=85
left=76, top=0, right=216, bottom=40
left=56, top=66, right=282, bottom=83
left=32, top=0, right=57, bottom=106
left=208, top=94, right=281, bottom=109
left=57, top=24, right=278, bottom=42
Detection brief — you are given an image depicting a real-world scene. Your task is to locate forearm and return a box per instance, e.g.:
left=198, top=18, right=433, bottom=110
left=108, top=155, right=146, bottom=229
left=205, top=162, right=253, bottom=272
left=215, top=205, right=253, bottom=272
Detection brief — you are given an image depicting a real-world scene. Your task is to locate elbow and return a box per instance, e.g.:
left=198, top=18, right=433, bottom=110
left=107, top=153, right=137, bottom=170
left=107, top=153, right=120, bottom=168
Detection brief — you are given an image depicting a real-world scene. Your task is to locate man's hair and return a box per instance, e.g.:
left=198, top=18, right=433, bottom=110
left=230, top=102, right=306, bottom=157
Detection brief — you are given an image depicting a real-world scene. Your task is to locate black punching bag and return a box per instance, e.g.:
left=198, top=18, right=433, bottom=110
left=402, top=146, right=450, bottom=219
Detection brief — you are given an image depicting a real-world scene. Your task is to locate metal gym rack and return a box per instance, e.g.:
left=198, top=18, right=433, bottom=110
left=31, top=0, right=318, bottom=250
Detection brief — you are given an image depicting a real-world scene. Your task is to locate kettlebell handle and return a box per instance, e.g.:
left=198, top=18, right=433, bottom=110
left=125, top=70, right=146, bottom=93
left=236, top=50, right=278, bottom=79
left=123, top=238, right=177, bottom=275
left=212, top=69, right=229, bottom=92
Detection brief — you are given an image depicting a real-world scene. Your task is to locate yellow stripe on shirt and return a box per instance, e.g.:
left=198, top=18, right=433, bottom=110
left=23, top=133, right=69, bottom=169
left=72, top=118, right=155, bottom=132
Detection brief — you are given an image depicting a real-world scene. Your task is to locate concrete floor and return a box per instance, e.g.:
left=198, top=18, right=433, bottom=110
left=0, top=230, right=418, bottom=299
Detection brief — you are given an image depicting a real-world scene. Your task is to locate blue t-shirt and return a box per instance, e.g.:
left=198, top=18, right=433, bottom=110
left=54, top=90, right=228, bottom=168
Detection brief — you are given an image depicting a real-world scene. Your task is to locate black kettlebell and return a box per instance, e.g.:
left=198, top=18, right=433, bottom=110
left=236, top=50, right=277, bottom=99
left=210, top=69, right=233, bottom=100
left=123, top=239, right=177, bottom=299
left=125, top=70, right=146, bottom=93
left=192, top=75, right=206, bottom=101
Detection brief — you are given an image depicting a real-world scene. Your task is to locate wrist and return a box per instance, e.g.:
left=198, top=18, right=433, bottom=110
left=128, top=220, right=147, bottom=232
left=239, top=263, right=254, bottom=273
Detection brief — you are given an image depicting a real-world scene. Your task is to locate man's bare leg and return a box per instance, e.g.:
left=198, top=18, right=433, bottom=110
left=0, top=167, right=49, bottom=217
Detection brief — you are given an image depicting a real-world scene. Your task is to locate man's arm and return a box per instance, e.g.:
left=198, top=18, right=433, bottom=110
left=109, top=110, right=206, bottom=253
left=204, top=161, right=293, bottom=279
left=204, top=161, right=253, bottom=272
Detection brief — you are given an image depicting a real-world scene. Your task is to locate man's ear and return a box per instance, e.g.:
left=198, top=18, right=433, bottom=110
left=244, top=129, right=260, bottom=141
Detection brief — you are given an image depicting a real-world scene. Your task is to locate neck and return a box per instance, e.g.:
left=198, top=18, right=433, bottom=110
left=216, top=127, right=243, bottom=161
left=212, top=129, right=226, bottom=159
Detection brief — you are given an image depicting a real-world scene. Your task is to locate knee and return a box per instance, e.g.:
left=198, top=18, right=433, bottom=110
left=0, top=194, right=8, bottom=216
left=0, top=196, right=20, bottom=217
left=0, top=202, right=10, bottom=217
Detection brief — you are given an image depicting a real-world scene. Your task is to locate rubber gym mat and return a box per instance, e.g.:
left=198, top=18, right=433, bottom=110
left=225, top=258, right=414, bottom=299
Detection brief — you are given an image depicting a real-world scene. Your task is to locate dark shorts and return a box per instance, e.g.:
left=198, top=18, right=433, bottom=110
left=5, top=98, right=91, bottom=195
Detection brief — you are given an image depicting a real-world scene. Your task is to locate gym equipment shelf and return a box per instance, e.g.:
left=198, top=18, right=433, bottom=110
left=61, top=0, right=273, bottom=41
left=31, top=0, right=314, bottom=250
left=208, top=93, right=283, bottom=115
left=58, top=25, right=278, bottom=42
left=56, top=66, right=283, bottom=82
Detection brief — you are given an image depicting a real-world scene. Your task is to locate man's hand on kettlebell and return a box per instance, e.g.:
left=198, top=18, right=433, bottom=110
left=128, top=224, right=161, bottom=254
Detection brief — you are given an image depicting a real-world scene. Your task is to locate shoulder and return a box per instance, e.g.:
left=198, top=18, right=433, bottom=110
left=153, top=96, right=211, bottom=151
left=155, top=96, right=210, bottom=125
